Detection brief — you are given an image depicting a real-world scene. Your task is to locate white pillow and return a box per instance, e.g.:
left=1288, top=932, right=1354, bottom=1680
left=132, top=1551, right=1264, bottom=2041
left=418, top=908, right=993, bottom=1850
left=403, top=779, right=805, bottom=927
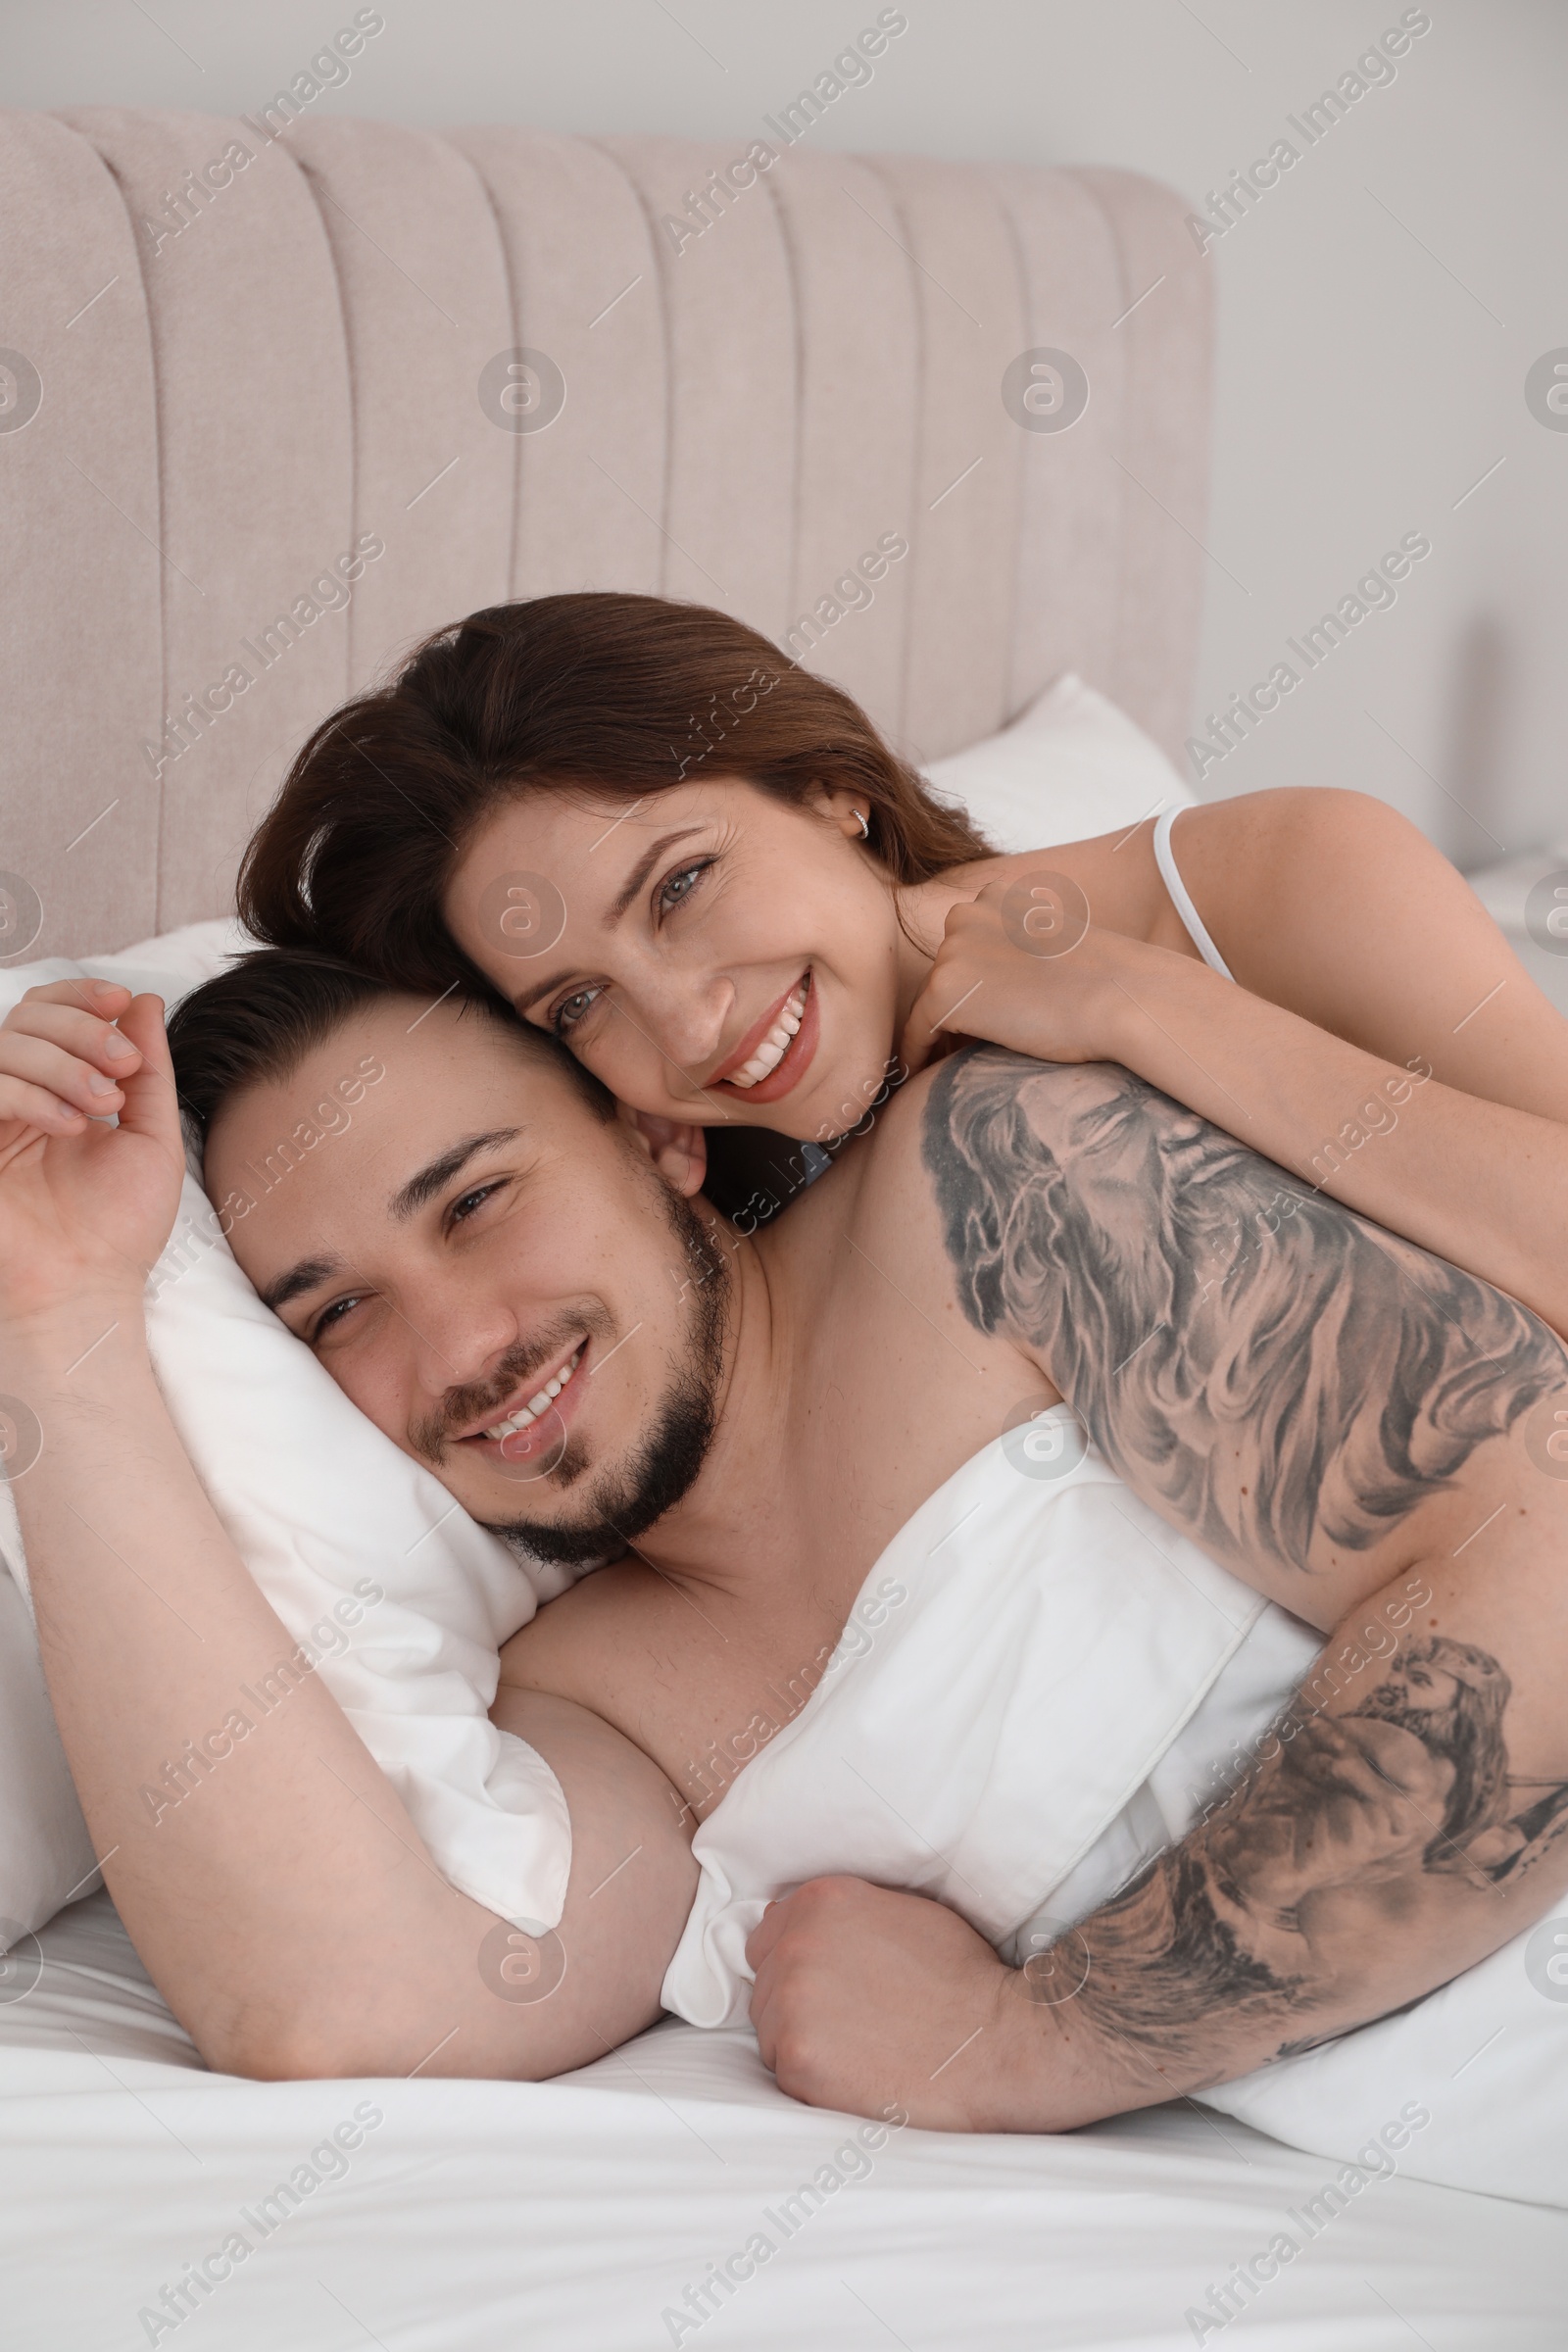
left=923, top=671, right=1196, bottom=854
left=0, top=922, right=571, bottom=1946
left=1200, top=1896, right=1568, bottom=2207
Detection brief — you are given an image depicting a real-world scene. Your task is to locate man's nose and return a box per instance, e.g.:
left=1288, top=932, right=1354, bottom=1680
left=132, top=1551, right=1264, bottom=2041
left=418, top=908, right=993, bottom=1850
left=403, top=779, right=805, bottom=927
left=401, top=1267, right=517, bottom=1398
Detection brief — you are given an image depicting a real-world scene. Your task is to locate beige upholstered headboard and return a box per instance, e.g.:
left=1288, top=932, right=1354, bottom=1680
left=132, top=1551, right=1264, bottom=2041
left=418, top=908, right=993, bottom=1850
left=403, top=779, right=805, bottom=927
left=0, top=111, right=1211, bottom=961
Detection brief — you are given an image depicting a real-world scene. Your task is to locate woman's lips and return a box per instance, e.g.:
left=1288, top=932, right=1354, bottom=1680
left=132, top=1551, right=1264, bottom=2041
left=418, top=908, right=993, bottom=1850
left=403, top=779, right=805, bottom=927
left=711, top=971, right=819, bottom=1107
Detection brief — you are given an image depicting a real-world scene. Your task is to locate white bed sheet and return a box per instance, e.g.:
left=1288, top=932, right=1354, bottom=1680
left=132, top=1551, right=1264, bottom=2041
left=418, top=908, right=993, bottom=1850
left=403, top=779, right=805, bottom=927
left=2, top=1895, right=1563, bottom=2351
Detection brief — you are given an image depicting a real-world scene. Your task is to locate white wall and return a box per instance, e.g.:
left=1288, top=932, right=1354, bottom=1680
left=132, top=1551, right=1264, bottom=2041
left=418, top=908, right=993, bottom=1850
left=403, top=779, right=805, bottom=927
left=4, top=0, right=1565, bottom=865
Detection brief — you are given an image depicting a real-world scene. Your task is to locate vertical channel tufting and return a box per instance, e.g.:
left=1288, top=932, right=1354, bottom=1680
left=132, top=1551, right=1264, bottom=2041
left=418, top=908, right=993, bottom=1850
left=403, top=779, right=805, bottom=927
left=0, top=114, right=162, bottom=957
left=861, top=157, right=1027, bottom=767
left=289, top=120, right=514, bottom=694
left=597, top=136, right=796, bottom=639
left=4, top=116, right=1213, bottom=947
left=55, top=107, right=354, bottom=934
left=1075, top=168, right=1214, bottom=766
left=761, top=149, right=920, bottom=744
left=988, top=165, right=1130, bottom=735
left=448, top=130, right=667, bottom=606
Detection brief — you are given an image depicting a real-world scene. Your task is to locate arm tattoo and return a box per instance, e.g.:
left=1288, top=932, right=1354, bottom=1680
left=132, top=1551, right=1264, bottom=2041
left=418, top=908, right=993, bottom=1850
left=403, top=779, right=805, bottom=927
left=922, top=1047, right=1564, bottom=1579
left=1042, top=1633, right=1568, bottom=2068
left=920, top=1049, right=1568, bottom=2072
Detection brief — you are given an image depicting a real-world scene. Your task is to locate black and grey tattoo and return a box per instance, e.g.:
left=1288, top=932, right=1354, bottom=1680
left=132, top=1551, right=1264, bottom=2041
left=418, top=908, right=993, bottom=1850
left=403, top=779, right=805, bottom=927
left=1040, top=1634, right=1568, bottom=2068
left=922, top=1048, right=1565, bottom=1580
left=922, top=1049, right=1568, bottom=2073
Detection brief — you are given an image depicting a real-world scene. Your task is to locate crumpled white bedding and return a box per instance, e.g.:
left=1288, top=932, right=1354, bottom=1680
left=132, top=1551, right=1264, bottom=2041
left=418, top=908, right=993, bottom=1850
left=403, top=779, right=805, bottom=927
left=2, top=1890, right=1563, bottom=2352
left=662, top=1420, right=1568, bottom=2210
left=663, top=1421, right=1320, bottom=2026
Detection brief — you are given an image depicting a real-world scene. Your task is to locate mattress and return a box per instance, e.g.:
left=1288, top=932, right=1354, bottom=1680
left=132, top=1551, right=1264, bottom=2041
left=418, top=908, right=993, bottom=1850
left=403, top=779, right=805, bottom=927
left=2, top=1893, right=1563, bottom=2349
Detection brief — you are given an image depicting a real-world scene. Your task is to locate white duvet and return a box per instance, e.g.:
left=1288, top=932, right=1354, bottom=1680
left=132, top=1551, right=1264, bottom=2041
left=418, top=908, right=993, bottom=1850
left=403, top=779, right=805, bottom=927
left=662, top=1417, right=1568, bottom=2209
left=3, top=1891, right=1564, bottom=2352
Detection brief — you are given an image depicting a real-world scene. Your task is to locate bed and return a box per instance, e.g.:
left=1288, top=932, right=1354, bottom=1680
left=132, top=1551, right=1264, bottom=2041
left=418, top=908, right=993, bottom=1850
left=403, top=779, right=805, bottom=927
left=6, top=1891, right=1564, bottom=2349
left=2, top=111, right=1563, bottom=2348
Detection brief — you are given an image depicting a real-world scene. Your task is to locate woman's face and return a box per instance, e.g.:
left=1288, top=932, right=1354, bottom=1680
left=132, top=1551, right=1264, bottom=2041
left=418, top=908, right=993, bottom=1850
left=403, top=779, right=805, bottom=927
left=444, top=779, right=919, bottom=1141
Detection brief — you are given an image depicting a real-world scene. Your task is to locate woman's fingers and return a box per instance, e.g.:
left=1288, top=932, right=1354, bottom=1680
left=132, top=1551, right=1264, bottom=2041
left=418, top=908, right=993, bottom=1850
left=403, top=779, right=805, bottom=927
left=899, top=927, right=982, bottom=1075
left=897, top=978, right=943, bottom=1076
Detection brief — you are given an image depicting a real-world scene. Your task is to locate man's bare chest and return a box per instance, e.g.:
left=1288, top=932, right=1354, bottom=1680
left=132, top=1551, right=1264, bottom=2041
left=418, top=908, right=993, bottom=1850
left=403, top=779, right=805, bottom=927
left=505, top=1151, right=1046, bottom=1816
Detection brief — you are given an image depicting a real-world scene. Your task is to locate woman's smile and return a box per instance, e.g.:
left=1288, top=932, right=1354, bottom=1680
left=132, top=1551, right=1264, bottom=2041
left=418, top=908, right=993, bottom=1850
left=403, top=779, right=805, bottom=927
left=710, top=970, right=819, bottom=1104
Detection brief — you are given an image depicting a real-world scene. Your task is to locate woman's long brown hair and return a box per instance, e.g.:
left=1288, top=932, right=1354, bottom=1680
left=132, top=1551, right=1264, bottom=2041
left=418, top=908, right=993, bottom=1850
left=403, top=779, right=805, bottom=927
left=237, top=592, right=992, bottom=998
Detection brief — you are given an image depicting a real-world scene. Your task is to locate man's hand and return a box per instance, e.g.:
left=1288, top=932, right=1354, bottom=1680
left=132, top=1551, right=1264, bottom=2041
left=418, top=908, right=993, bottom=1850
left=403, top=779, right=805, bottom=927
left=746, top=1876, right=1038, bottom=2130
left=0, top=986, right=182, bottom=1327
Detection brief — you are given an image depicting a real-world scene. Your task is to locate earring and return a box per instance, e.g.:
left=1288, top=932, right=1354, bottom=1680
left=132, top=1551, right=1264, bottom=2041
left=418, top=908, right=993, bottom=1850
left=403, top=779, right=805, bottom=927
left=853, top=808, right=870, bottom=841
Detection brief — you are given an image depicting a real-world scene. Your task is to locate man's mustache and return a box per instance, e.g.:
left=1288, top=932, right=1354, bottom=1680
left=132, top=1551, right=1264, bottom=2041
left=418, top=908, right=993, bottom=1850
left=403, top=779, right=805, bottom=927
left=409, top=1304, right=616, bottom=1461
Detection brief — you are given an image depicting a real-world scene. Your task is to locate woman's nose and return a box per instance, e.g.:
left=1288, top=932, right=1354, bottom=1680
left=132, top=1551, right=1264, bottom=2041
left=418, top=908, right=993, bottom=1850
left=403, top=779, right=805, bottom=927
left=619, top=963, right=735, bottom=1079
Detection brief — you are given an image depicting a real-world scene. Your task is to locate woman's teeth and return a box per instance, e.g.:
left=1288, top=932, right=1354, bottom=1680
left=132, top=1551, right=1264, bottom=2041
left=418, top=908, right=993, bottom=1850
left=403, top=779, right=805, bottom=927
left=482, top=1347, right=582, bottom=1441
left=727, top=979, right=807, bottom=1089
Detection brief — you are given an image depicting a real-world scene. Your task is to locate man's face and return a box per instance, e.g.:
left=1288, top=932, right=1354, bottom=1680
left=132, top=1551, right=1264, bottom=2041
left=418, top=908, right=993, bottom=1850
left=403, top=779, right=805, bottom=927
left=205, top=996, right=728, bottom=1561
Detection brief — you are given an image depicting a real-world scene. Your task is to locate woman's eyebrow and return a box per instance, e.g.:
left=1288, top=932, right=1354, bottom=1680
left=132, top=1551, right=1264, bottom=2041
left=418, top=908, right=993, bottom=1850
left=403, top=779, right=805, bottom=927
left=604, top=827, right=706, bottom=924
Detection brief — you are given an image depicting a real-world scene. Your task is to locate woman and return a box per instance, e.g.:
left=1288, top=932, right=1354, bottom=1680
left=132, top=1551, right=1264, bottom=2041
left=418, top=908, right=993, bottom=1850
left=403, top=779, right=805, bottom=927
left=9, top=592, right=1568, bottom=1336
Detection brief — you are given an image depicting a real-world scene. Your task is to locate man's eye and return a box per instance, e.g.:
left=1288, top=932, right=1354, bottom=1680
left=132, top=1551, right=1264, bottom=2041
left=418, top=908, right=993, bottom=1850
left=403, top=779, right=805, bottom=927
left=658, top=859, right=710, bottom=916
left=449, top=1182, right=503, bottom=1227
left=553, top=986, right=603, bottom=1036
left=312, top=1295, right=363, bottom=1343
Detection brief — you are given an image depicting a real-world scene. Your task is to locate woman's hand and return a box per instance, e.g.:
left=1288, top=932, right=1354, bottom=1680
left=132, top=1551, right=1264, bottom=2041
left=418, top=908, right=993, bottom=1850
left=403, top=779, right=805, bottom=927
left=0, top=985, right=184, bottom=1328
left=899, top=875, right=1144, bottom=1075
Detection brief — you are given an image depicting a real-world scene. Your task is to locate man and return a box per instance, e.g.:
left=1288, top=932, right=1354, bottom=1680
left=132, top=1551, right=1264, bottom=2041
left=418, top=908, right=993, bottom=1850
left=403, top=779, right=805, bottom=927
left=4, top=952, right=1566, bottom=2129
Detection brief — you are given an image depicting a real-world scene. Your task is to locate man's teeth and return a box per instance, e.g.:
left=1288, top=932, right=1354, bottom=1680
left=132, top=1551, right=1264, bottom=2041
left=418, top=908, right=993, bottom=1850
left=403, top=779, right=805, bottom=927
left=482, top=1347, right=582, bottom=1440
left=727, top=980, right=807, bottom=1089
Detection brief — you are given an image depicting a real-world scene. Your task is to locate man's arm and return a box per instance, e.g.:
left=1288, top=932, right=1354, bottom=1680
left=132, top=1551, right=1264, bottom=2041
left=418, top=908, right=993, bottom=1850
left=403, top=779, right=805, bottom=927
left=923, top=1047, right=1564, bottom=1616
left=0, top=998, right=694, bottom=2081
left=749, top=1048, right=1568, bottom=2128
left=18, top=1310, right=696, bottom=2080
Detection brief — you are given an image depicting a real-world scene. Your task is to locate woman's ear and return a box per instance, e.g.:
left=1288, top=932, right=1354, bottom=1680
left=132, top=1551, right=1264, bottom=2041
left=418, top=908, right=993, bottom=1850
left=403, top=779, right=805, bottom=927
left=616, top=1104, right=709, bottom=1198
left=803, top=782, right=874, bottom=845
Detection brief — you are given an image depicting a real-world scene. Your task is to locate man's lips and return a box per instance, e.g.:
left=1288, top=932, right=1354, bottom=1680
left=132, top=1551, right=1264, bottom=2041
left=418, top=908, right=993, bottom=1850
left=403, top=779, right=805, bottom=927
left=454, top=1337, right=589, bottom=1462
left=710, top=970, right=820, bottom=1106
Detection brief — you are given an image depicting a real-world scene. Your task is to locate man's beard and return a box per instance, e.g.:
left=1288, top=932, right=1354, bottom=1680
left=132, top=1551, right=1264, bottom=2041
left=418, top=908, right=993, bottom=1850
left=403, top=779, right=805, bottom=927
left=445, top=1183, right=730, bottom=1568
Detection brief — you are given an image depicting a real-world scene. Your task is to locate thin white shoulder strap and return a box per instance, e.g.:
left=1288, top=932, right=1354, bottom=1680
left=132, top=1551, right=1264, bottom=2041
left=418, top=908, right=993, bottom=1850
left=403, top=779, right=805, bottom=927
left=1152, top=808, right=1235, bottom=982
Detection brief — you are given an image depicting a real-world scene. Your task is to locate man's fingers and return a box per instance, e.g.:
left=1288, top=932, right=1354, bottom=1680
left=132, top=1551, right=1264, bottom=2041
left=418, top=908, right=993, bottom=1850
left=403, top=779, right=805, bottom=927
left=0, top=1081, right=88, bottom=1136
left=114, top=996, right=180, bottom=1152
left=744, top=1893, right=792, bottom=1975
left=22, top=977, right=132, bottom=1011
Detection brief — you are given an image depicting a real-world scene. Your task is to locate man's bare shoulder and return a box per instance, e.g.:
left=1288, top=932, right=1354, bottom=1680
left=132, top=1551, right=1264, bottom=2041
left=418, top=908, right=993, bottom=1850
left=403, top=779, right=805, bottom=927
left=497, top=1560, right=672, bottom=1705
left=855, top=1046, right=1133, bottom=1226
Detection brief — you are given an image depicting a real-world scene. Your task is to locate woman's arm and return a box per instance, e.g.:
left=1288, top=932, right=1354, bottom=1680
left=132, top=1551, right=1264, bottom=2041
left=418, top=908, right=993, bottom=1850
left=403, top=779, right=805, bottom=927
left=1097, top=943, right=1568, bottom=1336
left=1167, top=787, right=1568, bottom=1122
left=0, top=997, right=695, bottom=2080
left=902, top=790, right=1568, bottom=1335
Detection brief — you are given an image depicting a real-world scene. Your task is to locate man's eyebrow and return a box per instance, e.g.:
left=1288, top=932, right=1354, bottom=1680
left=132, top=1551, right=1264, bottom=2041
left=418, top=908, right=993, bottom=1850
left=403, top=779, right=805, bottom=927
left=388, top=1128, right=521, bottom=1222
left=510, top=828, right=706, bottom=1016
left=259, top=1256, right=344, bottom=1315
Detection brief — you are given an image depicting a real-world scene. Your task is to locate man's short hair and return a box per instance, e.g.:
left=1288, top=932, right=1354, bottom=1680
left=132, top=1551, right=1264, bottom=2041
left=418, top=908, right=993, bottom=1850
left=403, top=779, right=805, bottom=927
left=167, top=947, right=614, bottom=1150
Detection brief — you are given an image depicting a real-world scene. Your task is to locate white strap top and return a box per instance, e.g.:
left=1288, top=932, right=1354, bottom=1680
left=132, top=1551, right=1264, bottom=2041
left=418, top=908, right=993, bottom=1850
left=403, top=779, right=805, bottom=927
left=1152, top=808, right=1235, bottom=981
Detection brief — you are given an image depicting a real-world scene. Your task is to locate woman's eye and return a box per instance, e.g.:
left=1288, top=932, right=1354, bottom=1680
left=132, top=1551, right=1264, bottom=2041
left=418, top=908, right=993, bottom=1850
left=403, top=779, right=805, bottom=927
left=553, top=986, right=602, bottom=1036
left=658, top=859, right=710, bottom=916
